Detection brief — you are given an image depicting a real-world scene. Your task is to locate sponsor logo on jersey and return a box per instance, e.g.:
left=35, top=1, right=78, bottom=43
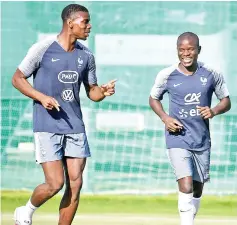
left=58, top=71, right=79, bottom=83
left=179, top=92, right=202, bottom=118
left=184, top=92, right=201, bottom=105
left=61, top=89, right=74, bottom=102
left=179, top=108, right=201, bottom=118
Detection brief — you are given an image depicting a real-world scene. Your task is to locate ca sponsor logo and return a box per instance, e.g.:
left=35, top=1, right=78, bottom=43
left=200, top=77, right=207, bottom=86
left=61, top=89, right=74, bottom=102
left=184, top=92, right=201, bottom=105
left=58, top=71, right=79, bottom=83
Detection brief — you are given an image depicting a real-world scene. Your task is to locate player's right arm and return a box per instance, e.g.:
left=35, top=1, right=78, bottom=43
left=12, top=43, right=60, bottom=111
left=149, top=70, right=183, bottom=133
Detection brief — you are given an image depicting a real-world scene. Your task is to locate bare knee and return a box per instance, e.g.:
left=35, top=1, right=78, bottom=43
left=65, top=176, right=83, bottom=200
left=178, top=176, right=193, bottom=193
left=42, top=160, right=65, bottom=197
left=179, top=183, right=193, bottom=194
left=63, top=158, right=86, bottom=202
left=69, top=176, right=83, bottom=191
left=74, top=177, right=83, bottom=191
left=47, top=179, right=64, bottom=197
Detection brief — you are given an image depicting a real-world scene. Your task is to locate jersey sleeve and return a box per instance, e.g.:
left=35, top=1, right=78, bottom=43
left=18, top=43, right=42, bottom=78
left=213, top=71, right=229, bottom=100
left=83, top=53, right=97, bottom=86
left=18, top=37, right=55, bottom=78
left=150, top=68, right=170, bottom=100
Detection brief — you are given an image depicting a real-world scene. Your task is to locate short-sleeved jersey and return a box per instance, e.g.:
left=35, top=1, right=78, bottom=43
left=150, top=62, right=229, bottom=151
left=18, top=36, right=97, bottom=134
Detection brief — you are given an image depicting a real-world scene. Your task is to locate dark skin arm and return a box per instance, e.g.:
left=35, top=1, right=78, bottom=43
left=12, top=69, right=60, bottom=111
left=149, top=96, right=183, bottom=133
left=85, top=79, right=116, bottom=102
left=196, top=96, right=231, bottom=119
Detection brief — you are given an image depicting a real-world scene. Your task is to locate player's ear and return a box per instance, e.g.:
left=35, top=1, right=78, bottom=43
left=67, top=19, right=73, bottom=29
left=198, top=46, right=201, bottom=54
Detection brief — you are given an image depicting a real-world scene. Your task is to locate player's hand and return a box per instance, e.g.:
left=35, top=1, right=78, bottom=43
left=196, top=106, right=215, bottom=119
left=40, top=95, right=60, bottom=111
left=101, top=79, right=117, bottom=96
left=163, top=116, right=183, bottom=133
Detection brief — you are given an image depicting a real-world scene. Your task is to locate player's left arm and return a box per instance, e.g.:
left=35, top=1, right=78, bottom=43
left=197, top=97, right=231, bottom=119
left=197, top=71, right=231, bottom=119
left=212, top=96, right=231, bottom=115
left=85, top=80, right=116, bottom=102
left=83, top=53, right=116, bottom=102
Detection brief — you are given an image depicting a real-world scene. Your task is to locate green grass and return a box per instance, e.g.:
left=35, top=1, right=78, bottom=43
left=2, top=190, right=237, bottom=216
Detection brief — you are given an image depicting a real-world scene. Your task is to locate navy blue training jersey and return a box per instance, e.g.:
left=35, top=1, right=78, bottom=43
left=18, top=36, right=97, bottom=134
left=150, top=62, right=229, bottom=151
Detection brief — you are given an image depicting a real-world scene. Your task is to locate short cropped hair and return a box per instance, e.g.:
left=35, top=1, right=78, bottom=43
left=177, top=32, right=200, bottom=47
left=61, top=4, right=88, bottom=21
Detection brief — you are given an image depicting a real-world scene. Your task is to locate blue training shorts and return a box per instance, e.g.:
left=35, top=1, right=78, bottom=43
left=34, top=132, right=91, bottom=164
left=167, top=148, right=210, bottom=183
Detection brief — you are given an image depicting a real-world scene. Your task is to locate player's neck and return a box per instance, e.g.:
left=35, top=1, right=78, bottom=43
left=57, top=31, right=77, bottom=52
left=178, top=62, right=198, bottom=76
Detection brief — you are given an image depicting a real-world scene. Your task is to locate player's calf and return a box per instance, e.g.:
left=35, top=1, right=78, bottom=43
left=193, top=196, right=201, bottom=218
left=193, top=180, right=204, bottom=218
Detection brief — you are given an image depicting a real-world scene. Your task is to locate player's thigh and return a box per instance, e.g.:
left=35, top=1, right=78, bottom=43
left=192, top=149, right=210, bottom=183
left=41, top=160, right=65, bottom=186
left=64, top=157, right=87, bottom=181
left=167, top=148, right=193, bottom=180
left=34, top=132, right=64, bottom=164
left=64, top=133, right=91, bottom=159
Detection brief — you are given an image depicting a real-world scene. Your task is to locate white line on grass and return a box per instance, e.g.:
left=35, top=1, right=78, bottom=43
left=2, top=214, right=237, bottom=224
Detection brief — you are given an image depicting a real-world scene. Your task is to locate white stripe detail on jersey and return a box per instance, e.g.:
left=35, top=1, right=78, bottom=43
left=150, top=63, right=178, bottom=100
left=86, top=53, right=97, bottom=85
left=76, top=41, right=97, bottom=85
left=201, top=62, right=230, bottom=100
left=18, top=36, right=57, bottom=78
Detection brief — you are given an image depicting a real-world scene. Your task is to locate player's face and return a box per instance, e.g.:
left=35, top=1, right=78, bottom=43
left=70, top=11, right=91, bottom=40
left=177, top=38, right=200, bottom=68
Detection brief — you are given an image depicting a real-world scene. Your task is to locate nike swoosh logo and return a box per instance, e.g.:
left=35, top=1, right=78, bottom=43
left=173, top=83, right=182, bottom=87
left=180, top=208, right=192, bottom=212
left=52, top=58, right=60, bottom=62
